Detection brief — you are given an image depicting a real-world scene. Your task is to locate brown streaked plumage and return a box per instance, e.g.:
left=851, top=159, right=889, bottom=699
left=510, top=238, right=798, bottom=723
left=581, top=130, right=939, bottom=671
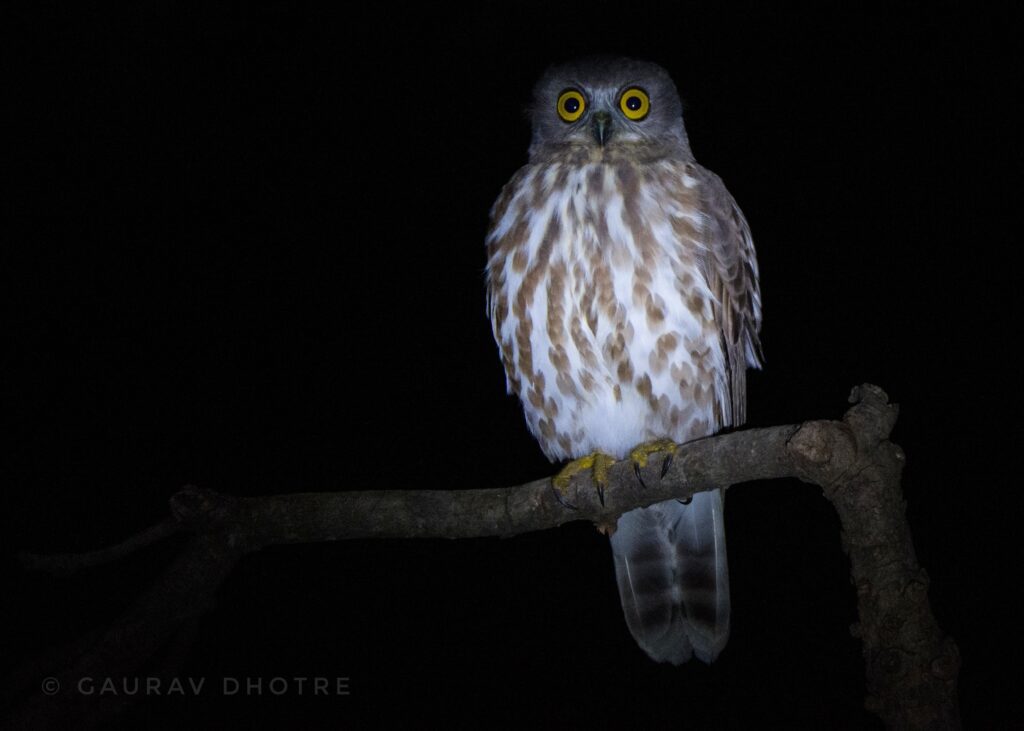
left=485, top=57, right=762, bottom=664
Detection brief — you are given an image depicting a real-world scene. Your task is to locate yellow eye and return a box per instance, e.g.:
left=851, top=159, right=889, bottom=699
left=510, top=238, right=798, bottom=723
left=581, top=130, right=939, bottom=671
left=619, top=88, right=650, bottom=121
left=557, top=89, right=586, bottom=122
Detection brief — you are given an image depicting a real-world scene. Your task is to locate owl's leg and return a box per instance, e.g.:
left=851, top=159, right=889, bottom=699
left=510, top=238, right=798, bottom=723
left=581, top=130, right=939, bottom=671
left=628, top=439, right=678, bottom=490
left=552, top=452, right=616, bottom=506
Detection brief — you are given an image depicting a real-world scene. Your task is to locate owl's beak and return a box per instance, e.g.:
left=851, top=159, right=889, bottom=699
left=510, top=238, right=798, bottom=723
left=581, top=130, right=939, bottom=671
left=592, top=111, right=612, bottom=146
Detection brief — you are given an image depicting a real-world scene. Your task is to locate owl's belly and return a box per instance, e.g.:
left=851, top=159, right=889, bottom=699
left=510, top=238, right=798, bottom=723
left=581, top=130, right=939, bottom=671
left=529, top=266, right=725, bottom=460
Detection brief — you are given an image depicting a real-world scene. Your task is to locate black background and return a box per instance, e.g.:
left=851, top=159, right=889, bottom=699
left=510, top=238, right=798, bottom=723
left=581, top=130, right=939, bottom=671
left=3, top=3, right=1019, bottom=728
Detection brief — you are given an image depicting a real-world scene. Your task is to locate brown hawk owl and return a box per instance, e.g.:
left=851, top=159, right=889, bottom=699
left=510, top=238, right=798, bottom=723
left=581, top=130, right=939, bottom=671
left=485, top=57, right=762, bottom=664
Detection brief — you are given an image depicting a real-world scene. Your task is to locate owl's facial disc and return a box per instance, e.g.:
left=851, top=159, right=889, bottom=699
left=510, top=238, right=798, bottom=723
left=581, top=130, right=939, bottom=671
left=528, top=59, right=692, bottom=161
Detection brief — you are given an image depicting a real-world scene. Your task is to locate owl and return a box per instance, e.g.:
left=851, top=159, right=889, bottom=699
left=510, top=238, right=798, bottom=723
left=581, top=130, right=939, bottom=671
left=485, top=57, right=762, bottom=664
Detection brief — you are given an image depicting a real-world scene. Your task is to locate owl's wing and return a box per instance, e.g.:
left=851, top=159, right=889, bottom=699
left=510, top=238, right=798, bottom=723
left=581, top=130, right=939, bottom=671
left=693, top=164, right=763, bottom=426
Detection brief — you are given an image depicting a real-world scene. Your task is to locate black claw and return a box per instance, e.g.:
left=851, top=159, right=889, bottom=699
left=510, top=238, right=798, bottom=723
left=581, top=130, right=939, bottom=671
left=596, top=483, right=606, bottom=507
left=633, top=462, right=648, bottom=490
left=550, top=483, right=579, bottom=511
left=677, top=495, right=693, bottom=506
left=660, top=452, right=674, bottom=479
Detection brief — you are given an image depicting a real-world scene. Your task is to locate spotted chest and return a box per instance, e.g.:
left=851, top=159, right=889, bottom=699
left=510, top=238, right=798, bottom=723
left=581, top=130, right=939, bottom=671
left=486, top=157, right=730, bottom=462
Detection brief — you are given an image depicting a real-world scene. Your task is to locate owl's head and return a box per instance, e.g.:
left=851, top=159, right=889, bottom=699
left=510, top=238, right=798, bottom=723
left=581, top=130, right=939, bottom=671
left=527, top=57, right=691, bottom=161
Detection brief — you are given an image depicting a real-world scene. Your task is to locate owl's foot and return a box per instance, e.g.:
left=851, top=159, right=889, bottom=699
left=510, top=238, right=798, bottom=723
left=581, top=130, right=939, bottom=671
left=629, top=439, right=678, bottom=489
left=552, top=452, right=616, bottom=507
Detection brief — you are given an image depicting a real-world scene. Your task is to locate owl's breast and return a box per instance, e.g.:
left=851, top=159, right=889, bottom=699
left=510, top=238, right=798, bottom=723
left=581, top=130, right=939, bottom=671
left=486, top=160, right=729, bottom=460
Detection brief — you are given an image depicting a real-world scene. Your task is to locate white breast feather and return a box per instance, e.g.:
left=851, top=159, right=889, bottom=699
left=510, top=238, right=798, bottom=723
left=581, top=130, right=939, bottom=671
left=488, top=162, right=727, bottom=461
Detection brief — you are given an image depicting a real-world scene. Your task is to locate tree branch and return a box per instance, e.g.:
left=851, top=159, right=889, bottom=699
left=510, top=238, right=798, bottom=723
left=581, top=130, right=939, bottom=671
left=5, top=384, right=959, bottom=730
left=18, top=519, right=182, bottom=575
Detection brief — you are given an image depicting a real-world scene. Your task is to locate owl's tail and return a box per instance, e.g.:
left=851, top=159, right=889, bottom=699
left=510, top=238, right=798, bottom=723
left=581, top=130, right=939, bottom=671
left=609, top=490, right=730, bottom=664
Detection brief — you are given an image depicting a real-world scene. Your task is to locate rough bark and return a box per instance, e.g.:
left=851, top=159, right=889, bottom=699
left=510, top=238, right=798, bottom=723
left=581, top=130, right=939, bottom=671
left=5, top=384, right=959, bottom=729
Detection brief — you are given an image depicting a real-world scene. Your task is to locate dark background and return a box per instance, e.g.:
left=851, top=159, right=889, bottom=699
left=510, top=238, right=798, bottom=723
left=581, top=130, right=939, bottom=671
left=3, top=3, right=1019, bottom=728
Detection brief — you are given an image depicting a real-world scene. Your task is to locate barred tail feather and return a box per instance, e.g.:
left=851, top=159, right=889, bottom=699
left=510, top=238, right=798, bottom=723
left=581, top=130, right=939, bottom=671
left=609, top=490, right=730, bottom=664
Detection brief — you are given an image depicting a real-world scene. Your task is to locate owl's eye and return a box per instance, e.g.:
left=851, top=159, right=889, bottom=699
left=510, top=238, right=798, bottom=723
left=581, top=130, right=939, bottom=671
left=557, top=89, right=586, bottom=123
left=619, top=88, right=650, bottom=121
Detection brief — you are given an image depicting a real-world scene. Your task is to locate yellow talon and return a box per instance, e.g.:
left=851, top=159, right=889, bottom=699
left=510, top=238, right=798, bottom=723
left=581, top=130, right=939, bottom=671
left=553, top=452, right=616, bottom=502
left=629, top=439, right=677, bottom=477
